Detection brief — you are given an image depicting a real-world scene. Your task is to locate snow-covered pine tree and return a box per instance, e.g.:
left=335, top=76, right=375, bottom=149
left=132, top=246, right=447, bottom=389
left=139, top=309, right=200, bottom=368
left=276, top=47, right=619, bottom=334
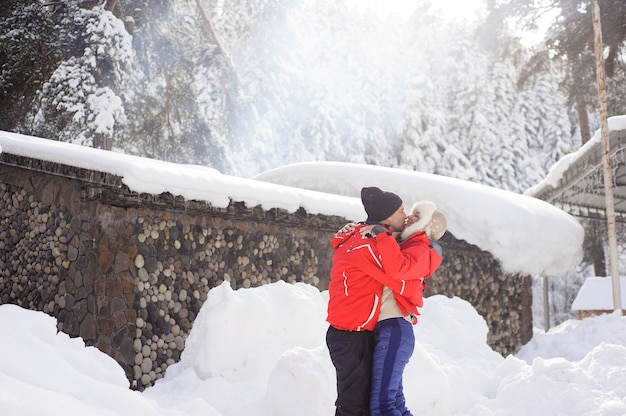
left=0, top=2, right=61, bottom=131
left=517, top=55, right=575, bottom=188
left=25, top=3, right=132, bottom=149
left=118, top=0, right=229, bottom=171
left=424, top=19, right=488, bottom=182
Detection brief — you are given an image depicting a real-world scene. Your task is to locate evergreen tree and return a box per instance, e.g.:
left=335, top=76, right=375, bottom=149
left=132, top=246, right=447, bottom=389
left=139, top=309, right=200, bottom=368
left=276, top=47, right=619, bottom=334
left=484, top=0, right=626, bottom=142
left=25, top=4, right=133, bottom=149
left=0, top=0, right=596, bottom=188
left=119, top=0, right=229, bottom=171
left=0, top=2, right=63, bottom=131
left=436, top=28, right=491, bottom=183
left=518, top=55, right=575, bottom=182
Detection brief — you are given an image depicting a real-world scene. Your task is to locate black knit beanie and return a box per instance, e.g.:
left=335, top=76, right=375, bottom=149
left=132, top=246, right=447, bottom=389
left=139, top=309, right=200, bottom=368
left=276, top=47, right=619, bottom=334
left=360, top=187, right=403, bottom=223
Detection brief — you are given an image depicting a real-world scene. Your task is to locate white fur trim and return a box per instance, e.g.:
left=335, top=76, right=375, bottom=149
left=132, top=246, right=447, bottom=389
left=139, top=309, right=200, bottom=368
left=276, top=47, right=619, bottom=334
left=400, top=222, right=424, bottom=241
left=400, top=201, right=436, bottom=241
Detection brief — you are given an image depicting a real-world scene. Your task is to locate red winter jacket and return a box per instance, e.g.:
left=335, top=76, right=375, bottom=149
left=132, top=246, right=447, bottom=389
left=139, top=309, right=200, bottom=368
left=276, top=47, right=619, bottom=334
left=326, top=224, right=441, bottom=332
left=393, top=231, right=441, bottom=320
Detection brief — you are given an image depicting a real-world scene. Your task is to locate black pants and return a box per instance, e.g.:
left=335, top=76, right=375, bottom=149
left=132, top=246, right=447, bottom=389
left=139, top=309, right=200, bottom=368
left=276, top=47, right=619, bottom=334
left=326, top=325, right=375, bottom=416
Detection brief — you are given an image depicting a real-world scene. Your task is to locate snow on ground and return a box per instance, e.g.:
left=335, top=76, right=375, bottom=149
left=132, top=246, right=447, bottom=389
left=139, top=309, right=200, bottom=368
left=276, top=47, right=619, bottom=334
left=1, top=282, right=626, bottom=416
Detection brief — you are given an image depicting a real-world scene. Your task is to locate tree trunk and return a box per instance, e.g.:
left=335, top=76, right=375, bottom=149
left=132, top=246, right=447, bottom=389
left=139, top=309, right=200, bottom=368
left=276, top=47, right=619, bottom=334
left=105, top=0, right=119, bottom=12
left=590, top=220, right=607, bottom=276
left=93, top=133, right=112, bottom=150
left=576, top=100, right=591, bottom=145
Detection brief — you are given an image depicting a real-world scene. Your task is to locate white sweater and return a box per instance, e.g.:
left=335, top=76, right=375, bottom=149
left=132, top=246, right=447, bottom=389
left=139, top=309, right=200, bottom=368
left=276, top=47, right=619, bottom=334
left=378, top=286, right=412, bottom=322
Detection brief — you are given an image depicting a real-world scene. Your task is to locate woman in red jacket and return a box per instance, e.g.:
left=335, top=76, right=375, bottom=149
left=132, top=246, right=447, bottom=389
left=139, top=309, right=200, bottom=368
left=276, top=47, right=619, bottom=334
left=326, top=187, right=442, bottom=416
left=370, top=201, right=446, bottom=416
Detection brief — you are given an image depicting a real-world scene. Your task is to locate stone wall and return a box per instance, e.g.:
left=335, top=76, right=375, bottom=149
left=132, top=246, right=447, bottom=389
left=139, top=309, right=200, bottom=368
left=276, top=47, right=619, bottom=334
left=0, top=152, right=532, bottom=389
left=425, top=235, right=533, bottom=355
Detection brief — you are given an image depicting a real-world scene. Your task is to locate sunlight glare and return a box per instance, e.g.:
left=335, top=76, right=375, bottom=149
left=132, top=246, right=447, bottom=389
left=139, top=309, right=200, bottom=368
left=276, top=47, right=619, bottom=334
left=346, top=0, right=485, bottom=21
left=433, top=0, right=485, bottom=21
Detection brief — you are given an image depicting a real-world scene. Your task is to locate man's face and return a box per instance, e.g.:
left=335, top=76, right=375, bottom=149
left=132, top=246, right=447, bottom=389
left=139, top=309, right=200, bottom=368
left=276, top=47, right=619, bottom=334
left=385, top=205, right=407, bottom=233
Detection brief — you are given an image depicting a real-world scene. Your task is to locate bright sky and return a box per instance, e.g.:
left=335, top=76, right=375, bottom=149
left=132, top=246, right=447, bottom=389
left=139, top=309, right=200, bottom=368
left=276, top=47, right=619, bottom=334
left=344, top=0, right=557, bottom=48
left=346, top=0, right=486, bottom=21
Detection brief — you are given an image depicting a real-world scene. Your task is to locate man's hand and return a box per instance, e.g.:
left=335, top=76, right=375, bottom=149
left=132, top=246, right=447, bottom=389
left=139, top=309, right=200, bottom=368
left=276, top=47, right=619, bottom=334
left=359, top=224, right=387, bottom=238
left=337, top=222, right=356, bottom=234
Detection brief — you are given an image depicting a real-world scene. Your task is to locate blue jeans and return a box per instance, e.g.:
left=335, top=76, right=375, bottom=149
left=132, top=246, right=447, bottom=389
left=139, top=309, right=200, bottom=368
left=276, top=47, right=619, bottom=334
left=370, top=318, right=415, bottom=416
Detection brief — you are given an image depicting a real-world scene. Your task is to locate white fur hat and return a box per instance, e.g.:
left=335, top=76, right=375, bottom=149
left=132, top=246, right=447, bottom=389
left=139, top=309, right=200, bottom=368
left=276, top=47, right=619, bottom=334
left=400, top=201, right=447, bottom=241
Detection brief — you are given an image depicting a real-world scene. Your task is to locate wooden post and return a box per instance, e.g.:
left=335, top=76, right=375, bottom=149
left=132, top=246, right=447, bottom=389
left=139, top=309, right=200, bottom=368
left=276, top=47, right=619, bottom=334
left=542, top=275, right=550, bottom=331
left=592, top=0, right=621, bottom=311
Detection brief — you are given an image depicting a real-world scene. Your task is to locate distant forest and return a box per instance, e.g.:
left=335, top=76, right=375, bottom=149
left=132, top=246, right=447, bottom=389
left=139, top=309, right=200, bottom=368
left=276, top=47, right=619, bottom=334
left=2, top=0, right=625, bottom=188
left=2, top=0, right=626, bottom=326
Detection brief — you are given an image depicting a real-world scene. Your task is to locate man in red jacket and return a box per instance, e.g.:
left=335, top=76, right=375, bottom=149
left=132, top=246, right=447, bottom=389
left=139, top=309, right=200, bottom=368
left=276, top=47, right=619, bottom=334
left=326, top=187, right=442, bottom=416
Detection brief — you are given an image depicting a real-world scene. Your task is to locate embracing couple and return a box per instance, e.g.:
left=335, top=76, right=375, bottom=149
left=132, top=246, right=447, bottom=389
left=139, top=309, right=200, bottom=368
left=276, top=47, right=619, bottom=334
left=326, top=186, right=446, bottom=416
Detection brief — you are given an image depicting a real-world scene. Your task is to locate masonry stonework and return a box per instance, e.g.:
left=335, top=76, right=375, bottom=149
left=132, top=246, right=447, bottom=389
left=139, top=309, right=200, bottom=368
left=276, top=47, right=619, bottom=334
left=0, top=152, right=532, bottom=389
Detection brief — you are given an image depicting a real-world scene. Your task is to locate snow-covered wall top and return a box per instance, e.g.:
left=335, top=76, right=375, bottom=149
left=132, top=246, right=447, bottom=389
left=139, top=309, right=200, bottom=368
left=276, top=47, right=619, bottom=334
left=0, top=131, right=361, bottom=220
left=253, top=162, right=584, bottom=276
left=0, top=131, right=583, bottom=276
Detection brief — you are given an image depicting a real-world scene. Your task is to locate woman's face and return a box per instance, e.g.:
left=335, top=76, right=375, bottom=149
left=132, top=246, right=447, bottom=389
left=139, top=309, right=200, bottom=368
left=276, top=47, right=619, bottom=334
left=404, top=210, right=420, bottom=228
